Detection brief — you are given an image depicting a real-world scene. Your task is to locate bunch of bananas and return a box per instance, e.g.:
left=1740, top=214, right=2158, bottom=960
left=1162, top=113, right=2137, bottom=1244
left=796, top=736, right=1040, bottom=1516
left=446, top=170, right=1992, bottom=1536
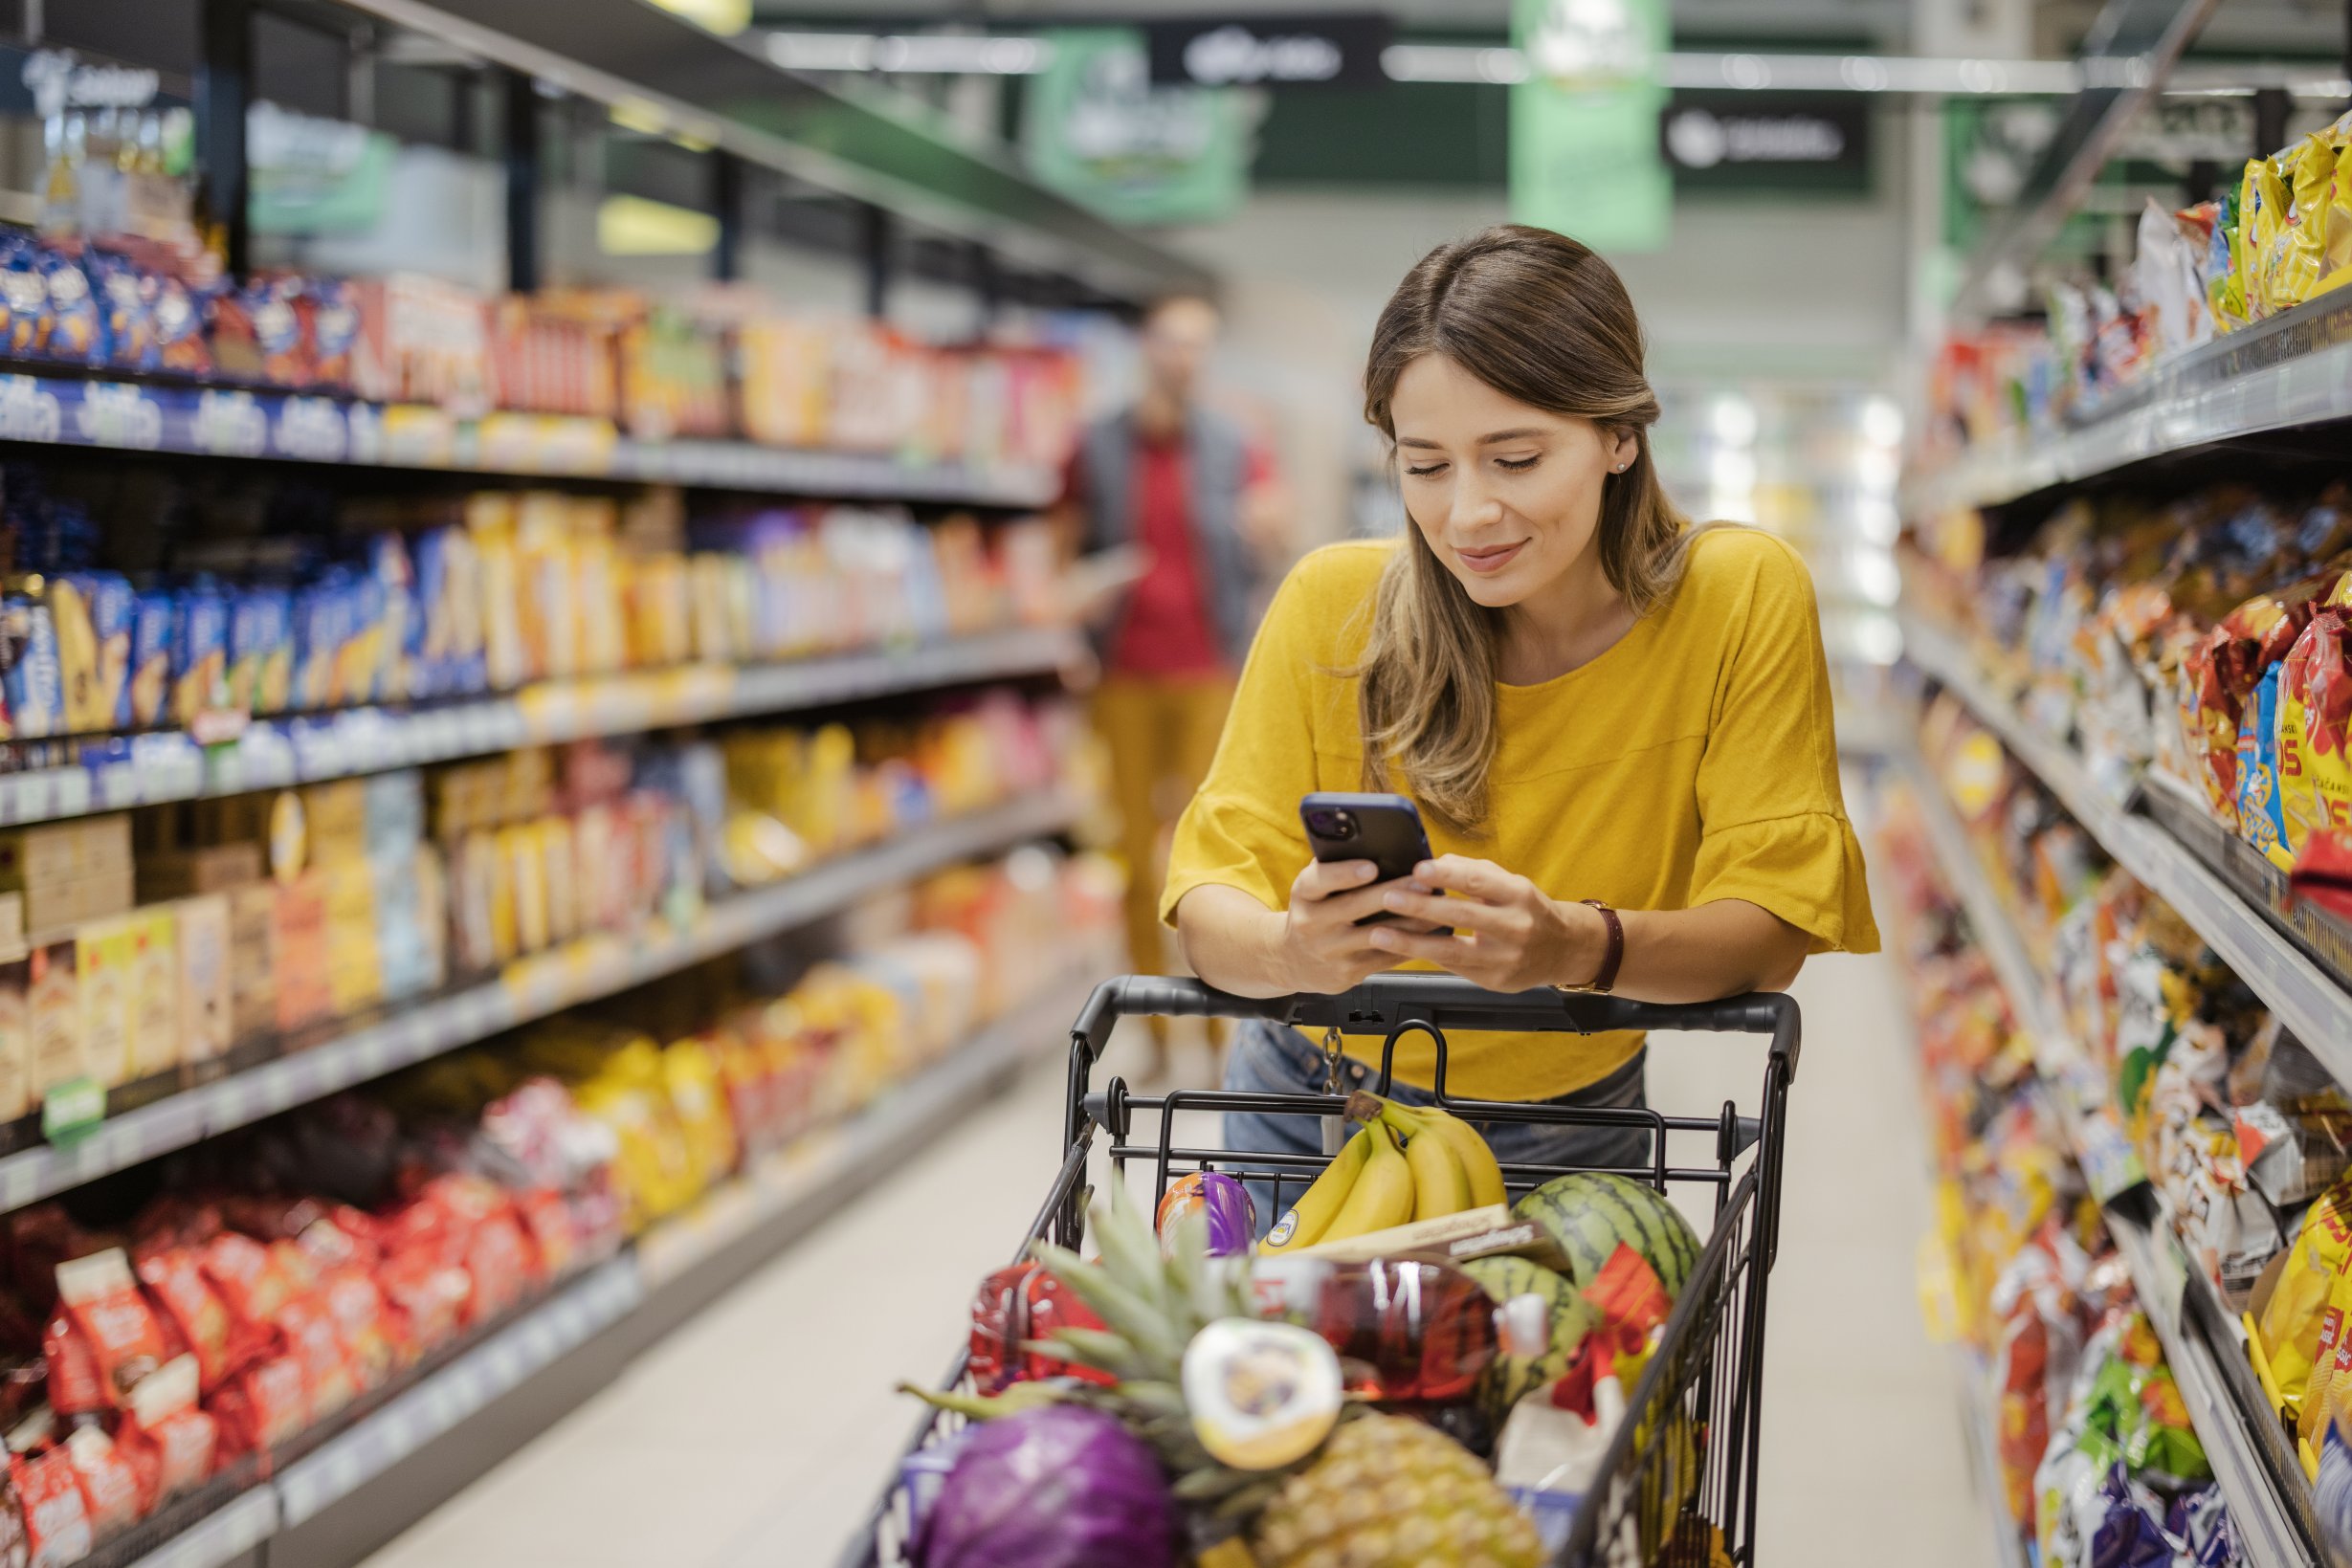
left=1259, top=1093, right=1506, bottom=1252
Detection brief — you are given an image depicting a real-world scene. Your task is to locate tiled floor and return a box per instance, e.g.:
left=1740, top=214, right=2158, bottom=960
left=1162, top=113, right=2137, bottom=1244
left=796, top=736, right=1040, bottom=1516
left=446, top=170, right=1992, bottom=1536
left=362, top=952, right=1994, bottom=1568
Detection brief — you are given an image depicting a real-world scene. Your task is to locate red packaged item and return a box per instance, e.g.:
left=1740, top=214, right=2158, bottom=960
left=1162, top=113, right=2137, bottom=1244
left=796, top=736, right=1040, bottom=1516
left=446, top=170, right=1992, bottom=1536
left=0, top=1461, right=27, bottom=1568
left=373, top=1252, right=467, bottom=1355
left=39, top=1315, right=103, bottom=1421
left=966, top=1262, right=1115, bottom=1396
left=54, top=1250, right=169, bottom=1409
left=60, top=1426, right=138, bottom=1538
left=11, top=1450, right=90, bottom=1568
left=1249, top=1256, right=1500, bottom=1404
left=199, top=1234, right=298, bottom=1330
left=237, top=1353, right=308, bottom=1451
left=274, top=1296, right=357, bottom=1420
left=512, top=1190, right=576, bottom=1283
left=2293, top=829, right=2352, bottom=921
left=320, top=1270, right=400, bottom=1390
left=462, top=1211, right=535, bottom=1325
left=133, top=1248, right=246, bottom=1393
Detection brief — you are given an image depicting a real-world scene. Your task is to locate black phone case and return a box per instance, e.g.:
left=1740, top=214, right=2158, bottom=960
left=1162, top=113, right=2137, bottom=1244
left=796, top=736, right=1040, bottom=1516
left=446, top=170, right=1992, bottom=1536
left=1299, top=792, right=1433, bottom=925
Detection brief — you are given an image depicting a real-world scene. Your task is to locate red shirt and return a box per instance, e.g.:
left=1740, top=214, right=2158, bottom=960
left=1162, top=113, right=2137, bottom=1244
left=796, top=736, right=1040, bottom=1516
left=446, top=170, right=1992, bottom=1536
left=1070, top=429, right=1272, bottom=679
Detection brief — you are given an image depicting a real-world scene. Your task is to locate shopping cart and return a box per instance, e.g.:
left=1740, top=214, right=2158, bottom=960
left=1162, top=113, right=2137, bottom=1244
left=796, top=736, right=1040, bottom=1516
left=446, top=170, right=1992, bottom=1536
left=842, top=972, right=1799, bottom=1568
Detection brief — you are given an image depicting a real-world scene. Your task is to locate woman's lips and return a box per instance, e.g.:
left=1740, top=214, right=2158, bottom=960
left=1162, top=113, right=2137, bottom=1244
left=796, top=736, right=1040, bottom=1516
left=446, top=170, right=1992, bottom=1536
left=1454, top=541, right=1526, bottom=576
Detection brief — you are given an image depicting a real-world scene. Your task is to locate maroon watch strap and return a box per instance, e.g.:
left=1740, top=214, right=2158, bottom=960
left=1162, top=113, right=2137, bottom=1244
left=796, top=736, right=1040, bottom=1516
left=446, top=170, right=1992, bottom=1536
left=1580, top=900, right=1625, bottom=994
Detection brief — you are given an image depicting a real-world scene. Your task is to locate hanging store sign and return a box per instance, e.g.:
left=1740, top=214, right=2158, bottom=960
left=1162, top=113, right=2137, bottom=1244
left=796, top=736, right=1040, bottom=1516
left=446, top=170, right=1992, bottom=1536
left=248, top=102, right=396, bottom=235
left=1508, top=0, right=1670, bottom=253
left=1026, top=29, right=1249, bottom=227
left=1143, top=13, right=1391, bottom=89
left=1660, top=93, right=1871, bottom=192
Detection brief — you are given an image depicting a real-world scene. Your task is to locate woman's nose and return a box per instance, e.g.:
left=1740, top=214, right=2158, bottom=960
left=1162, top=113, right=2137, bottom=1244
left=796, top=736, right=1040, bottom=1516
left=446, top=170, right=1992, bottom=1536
left=1449, top=475, right=1504, bottom=530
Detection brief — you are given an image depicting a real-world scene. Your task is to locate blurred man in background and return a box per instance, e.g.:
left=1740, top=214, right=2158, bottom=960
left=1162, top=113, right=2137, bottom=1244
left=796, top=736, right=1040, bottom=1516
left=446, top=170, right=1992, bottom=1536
left=1061, top=293, right=1286, bottom=1079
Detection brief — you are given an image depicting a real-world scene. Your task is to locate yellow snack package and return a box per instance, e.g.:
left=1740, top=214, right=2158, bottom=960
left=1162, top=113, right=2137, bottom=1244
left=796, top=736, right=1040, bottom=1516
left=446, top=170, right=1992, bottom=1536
left=2258, top=1172, right=2352, bottom=1411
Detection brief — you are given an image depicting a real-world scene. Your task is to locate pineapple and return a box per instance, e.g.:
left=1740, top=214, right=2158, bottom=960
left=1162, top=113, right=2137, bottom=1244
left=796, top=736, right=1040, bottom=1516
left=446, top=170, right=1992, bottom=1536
left=1252, top=1413, right=1544, bottom=1568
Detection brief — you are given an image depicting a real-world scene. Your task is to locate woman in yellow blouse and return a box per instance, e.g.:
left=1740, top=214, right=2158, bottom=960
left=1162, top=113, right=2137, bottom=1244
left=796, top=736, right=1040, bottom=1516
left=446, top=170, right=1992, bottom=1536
left=1164, top=225, right=1876, bottom=1211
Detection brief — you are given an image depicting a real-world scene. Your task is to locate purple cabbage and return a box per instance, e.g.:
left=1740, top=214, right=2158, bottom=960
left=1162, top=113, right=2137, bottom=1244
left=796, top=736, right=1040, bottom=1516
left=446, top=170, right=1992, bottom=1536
left=915, top=1405, right=1174, bottom=1568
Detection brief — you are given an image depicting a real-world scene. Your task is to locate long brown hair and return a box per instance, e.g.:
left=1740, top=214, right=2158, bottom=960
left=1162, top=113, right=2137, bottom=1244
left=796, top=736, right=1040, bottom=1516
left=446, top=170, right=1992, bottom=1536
left=1356, top=225, right=1688, bottom=831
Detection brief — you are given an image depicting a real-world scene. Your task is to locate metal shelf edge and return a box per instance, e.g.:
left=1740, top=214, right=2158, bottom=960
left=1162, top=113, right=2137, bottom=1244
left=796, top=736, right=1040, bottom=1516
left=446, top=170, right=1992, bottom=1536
left=120, top=1488, right=280, bottom=1568
left=1951, top=1351, right=2030, bottom=1568
left=0, top=792, right=1083, bottom=1214
left=0, top=628, right=1080, bottom=831
left=1901, top=617, right=2352, bottom=1089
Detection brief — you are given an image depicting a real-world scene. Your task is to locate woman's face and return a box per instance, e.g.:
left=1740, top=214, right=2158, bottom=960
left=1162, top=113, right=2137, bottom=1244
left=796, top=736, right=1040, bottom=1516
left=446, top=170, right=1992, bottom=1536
left=1389, top=352, right=1636, bottom=609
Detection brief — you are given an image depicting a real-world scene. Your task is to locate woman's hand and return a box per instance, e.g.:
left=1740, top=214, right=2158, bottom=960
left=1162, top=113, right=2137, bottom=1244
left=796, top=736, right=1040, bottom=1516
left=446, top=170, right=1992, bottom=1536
left=1276, top=858, right=1424, bottom=994
left=1368, top=855, right=1606, bottom=991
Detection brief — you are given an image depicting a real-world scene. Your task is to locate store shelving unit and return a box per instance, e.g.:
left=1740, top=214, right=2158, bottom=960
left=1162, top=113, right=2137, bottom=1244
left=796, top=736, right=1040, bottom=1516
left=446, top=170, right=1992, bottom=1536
left=1952, top=1350, right=2030, bottom=1568
left=0, top=788, right=1082, bottom=1215
left=0, top=626, right=1079, bottom=829
left=0, top=368, right=1061, bottom=507
left=112, top=965, right=1096, bottom=1568
left=1908, top=289, right=2352, bottom=516
left=1901, top=615, right=2352, bottom=1089
left=1897, top=741, right=2318, bottom=1567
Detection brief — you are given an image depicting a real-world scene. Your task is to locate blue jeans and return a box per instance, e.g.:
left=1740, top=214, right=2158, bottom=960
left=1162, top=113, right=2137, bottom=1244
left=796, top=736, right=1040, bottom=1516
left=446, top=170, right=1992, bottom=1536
left=1218, top=1019, right=1653, bottom=1240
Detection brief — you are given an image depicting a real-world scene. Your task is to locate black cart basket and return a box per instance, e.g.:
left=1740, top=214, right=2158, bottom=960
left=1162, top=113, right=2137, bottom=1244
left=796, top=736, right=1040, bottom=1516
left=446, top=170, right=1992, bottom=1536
left=844, top=973, right=1800, bottom=1568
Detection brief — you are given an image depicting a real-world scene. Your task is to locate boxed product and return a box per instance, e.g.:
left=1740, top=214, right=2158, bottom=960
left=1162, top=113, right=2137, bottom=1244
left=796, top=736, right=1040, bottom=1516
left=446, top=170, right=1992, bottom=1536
left=271, top=874, right=332, bottom=1034
left=0, top=944, right=28, bottom=1121
left=174, top=894, right=230, bottom=1067
left=76, top=914, right=136, bottom=1089
left=226, top=883, right=277, bottom=1047
left=125, top=907, right=179, bottom=1081
left=26, top=938, right=81, bottom=1100
left=0, top=817, right=133, bottom=939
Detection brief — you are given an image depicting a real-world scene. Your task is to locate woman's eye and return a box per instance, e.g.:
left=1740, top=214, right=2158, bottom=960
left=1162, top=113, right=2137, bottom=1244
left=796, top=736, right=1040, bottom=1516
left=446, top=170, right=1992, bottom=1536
left=1495, top=454, right=1540, bottom=473
left=1404, top=463, right=1447, bottom=478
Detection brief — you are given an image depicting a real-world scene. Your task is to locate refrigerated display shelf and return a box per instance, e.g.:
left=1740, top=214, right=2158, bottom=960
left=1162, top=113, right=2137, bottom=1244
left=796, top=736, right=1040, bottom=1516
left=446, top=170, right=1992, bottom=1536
left=1902, top=616, right=2352, bottom=1090
left=0, top=625, right=1080, bottom=829
left=0, top=368, right=1060, bottom=508
left=115, top=967, right=1098, bottom=1568
left=1898, top=744, right=2318, bottom=1566
left=1907, top=288, right=2352, bottom=515
left=0, top=789, right=1083, bottom=1215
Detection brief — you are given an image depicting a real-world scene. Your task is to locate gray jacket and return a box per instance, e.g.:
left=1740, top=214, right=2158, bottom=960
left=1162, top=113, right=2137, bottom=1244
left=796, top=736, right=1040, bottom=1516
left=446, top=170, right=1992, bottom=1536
left=1076, top=407, right=1259, bottom=667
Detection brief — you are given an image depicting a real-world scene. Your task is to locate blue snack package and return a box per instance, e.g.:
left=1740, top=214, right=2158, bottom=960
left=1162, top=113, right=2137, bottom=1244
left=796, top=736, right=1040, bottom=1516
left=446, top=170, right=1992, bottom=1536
left=2164, top=1483, right=2236, bottom=1568
left=127, top=587, right=173, bottom=727
left=3, top=589, right=61, bottom=740
left=154, top=274, right=211, bottom=377
left=2237, top=663, right=2292, bottom=870
left=229, top=585, right=294, bottom=717
left=291, top=570, right=352, bottom=713
left=305, top=276, right=359, bottom=391
left=170, top=577, right=230, bottom=724
left=2319, top=1419, right=2352, bottom=1568
left=89, top=252, right=158, bottom=372
left=53, top=571, right=133, bottom=732
left=37, top=246, right=98, bottom=364
left=0, top=234, right=36, bottom=359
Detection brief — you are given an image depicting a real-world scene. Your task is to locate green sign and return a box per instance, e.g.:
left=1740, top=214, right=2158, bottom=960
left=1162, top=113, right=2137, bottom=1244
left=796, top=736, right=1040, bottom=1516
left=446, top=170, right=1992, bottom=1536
left=248, top=101, right=395, bottom=236
left=1508, top=0, right=1670, bottom=253
left=1025, top=29, right=1249, bottom=227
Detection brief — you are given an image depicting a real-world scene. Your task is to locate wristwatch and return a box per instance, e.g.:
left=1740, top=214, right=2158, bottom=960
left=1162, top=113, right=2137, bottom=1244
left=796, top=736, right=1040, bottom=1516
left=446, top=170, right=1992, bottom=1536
left=1555, top=900, right=1624, bottom=995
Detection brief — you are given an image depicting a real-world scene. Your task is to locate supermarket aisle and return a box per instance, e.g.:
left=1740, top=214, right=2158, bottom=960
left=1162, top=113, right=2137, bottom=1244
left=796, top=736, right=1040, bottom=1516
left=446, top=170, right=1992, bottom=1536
left=362, top=954, right=1989, bottom=1568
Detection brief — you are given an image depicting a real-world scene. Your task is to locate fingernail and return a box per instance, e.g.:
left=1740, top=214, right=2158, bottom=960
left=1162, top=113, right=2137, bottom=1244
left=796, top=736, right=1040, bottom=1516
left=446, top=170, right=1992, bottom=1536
left=1355, top=863, right=1378, bottom=881
left=1383, top=892, right=1407, bottom=910
left=1415, top=861, right=1436, bottom=877
left=1407, top=881, right=1432, bottom=894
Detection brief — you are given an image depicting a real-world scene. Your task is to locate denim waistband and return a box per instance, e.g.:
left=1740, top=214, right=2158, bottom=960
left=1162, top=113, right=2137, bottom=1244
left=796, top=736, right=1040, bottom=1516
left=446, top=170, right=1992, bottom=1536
left=1235, top=1018, right=1646, bottom=1107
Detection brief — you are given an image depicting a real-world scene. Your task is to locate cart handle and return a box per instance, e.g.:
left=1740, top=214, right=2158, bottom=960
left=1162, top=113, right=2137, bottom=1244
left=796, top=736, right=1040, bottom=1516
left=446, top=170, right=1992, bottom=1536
left=1069, top=974, right=1800, bottom=1079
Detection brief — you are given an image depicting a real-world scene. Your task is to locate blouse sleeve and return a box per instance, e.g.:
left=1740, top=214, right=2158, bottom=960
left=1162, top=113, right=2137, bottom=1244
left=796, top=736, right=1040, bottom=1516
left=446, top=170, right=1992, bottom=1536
left=1684, top=536, right=1881, bottom=955
left=1159, top=560, right=1329, bottom=924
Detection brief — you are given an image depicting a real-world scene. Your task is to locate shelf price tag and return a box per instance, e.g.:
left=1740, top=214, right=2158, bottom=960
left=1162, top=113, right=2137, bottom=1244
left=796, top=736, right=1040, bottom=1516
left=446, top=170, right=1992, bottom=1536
left=40, top=1078, right=104, bottom=1143
left=192, top=389, right=268, bottom=457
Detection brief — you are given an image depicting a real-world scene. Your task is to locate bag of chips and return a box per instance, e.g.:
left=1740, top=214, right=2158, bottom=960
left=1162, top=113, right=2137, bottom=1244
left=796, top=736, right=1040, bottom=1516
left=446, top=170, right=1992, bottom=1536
left=11, top=1449, right=91, bottom=1568
left=2256, top=1171, right=2352, bottom=1416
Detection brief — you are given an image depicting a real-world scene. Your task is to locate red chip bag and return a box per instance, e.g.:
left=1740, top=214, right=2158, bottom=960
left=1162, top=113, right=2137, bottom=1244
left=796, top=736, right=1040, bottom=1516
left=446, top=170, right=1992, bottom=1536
left=462, top=1213, right=535, bottom=1325
left=321, top=1270, right=400, bottom=1390
left=274, top=1296, right=357, bottom=1420
left=55, top=1249, right=167, bottom=1408
left=40, top=1315, right=104, bottom=1421
left=126, top=1404, right=214, bottom=1510
left=12, top=1450, right=91, bottom=1568
left=374, top=1251, right=467, bottom=1354
left=0, top=1463, right=29, bottom=1568
left=513, top=1189, right=576, bottom=1282
left=238, top=1353, right=308, bottom=1451
left=134, top=1248, right=247, bottom=1394
left=60, top=1426, right=139, bottom=1537
left=200, top=1234, right=298, bottom=1330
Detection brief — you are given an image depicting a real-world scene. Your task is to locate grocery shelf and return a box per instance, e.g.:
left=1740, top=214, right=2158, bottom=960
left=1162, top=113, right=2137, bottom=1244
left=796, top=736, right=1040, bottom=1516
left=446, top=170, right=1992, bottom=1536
left=1952, top=1352, right=2029, bottom=1568
left=121, top=968, right=1097, bottom=1568
left=1897, top=740, right=2317, bottom=1566
left=0, top=367, right=1059, bottom=508
left=2108, top=1207, right=2319, bottom=1567
left=1902, top=616, right=2352, bottom=1090
left=1908, top=288, right=2352, bottom=515
left=0, top=626, right=1082, bottom=829
left=0, top=789, right=1084, bottom=1215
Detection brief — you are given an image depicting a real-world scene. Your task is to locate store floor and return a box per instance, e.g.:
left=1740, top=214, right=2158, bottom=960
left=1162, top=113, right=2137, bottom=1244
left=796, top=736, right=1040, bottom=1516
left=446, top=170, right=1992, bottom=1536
left=361, top=952, right=1992, bottom=1568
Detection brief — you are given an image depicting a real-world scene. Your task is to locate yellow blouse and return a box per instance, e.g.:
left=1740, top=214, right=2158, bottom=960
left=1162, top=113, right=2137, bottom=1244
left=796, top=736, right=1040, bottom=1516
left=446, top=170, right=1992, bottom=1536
left=1161, top=527, right=1878, bottom=1101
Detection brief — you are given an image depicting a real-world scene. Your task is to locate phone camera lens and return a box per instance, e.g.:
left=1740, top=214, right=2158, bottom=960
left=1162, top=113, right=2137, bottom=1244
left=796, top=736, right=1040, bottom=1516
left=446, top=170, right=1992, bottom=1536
left=1329, top=810, right=1356, bottom=839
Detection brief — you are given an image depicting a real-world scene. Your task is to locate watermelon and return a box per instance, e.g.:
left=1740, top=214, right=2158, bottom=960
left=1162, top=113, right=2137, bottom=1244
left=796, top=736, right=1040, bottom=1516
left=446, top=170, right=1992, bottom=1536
left=1512, top=1173, right=1701, bottom=1300
left=1457, top=1255, right=1593, bottom=1422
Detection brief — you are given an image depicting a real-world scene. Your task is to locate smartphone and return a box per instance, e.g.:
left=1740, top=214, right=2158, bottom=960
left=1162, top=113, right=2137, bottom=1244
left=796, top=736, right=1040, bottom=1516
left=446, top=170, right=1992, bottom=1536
left=1300, top=792, right=1433, bottom=925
